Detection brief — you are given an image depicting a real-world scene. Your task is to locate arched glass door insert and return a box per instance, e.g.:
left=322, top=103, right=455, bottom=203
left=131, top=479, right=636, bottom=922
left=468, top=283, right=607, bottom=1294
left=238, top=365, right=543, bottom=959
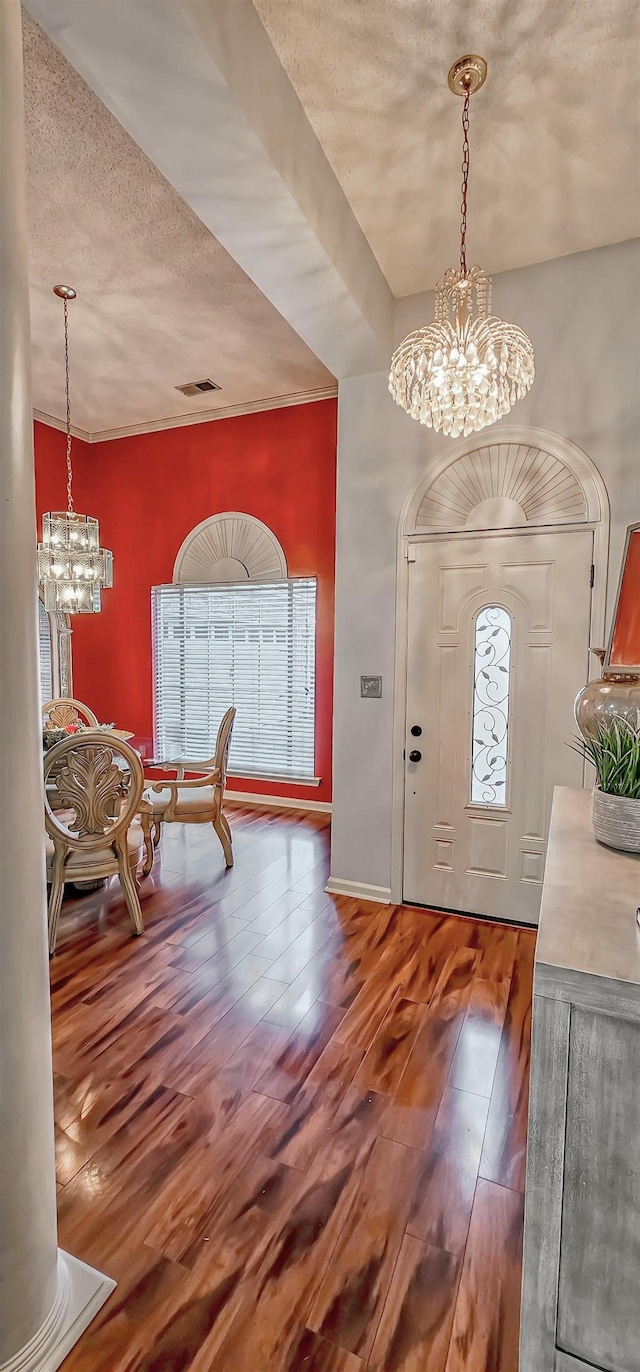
left=470, top=605, right=512, bottom=806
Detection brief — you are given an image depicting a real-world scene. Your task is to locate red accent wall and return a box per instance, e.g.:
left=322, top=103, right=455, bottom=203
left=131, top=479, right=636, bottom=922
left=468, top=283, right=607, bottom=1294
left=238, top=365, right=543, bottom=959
left=34, top=399, right=336, bottom=803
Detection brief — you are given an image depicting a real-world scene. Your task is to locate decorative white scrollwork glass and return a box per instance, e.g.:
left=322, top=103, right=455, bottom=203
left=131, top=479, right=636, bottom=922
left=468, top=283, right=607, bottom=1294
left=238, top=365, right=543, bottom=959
left=471, top=606, right=511, bottom=805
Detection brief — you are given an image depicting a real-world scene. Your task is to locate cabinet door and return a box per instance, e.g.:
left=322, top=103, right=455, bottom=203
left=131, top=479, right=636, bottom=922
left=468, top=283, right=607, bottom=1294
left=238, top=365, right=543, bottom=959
left=557, top=1006, right=640, bottom=1372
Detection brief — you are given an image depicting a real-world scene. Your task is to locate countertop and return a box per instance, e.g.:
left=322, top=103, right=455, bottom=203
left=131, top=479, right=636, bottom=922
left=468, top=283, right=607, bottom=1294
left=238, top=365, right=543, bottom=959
left=536, top=786, right=640, bottom=995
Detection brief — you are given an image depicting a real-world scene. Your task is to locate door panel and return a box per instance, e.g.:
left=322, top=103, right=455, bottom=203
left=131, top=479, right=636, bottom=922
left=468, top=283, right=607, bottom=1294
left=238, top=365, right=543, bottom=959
left=403, top=531, right=593, bottom=923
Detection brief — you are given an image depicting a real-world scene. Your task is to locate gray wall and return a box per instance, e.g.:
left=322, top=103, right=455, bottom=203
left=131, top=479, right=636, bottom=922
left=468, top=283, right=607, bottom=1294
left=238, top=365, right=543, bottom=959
left=330, top=239, right=640, bottom=894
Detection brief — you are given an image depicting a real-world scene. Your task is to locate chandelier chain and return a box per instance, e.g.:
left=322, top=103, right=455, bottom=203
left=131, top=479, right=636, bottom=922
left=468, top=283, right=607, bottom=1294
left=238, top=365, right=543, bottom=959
left=459, top=88, right=470, bottom=277
left=63, top=295, right=73, bottom=514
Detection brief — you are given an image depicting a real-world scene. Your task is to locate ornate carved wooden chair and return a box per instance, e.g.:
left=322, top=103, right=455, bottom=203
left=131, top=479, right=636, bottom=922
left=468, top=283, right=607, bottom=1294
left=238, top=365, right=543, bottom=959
left=42, top=696, right=98, bottom=730
left=44, top=731, right=149, bottom=954
left=42, top=699, right=155, bottom=873
left=143, top=706, right=236, bottom=871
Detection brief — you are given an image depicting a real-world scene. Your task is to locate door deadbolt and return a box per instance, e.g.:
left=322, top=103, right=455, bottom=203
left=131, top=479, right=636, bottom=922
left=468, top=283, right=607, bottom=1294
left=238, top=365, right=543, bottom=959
left=410, top=724, right=422, bottom=737
left=409, top=749, right=422, bottom=763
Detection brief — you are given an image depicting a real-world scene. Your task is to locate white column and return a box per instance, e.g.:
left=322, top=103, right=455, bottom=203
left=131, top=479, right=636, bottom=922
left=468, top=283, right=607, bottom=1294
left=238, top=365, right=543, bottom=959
left=0, top=4, right=113, bottom=1368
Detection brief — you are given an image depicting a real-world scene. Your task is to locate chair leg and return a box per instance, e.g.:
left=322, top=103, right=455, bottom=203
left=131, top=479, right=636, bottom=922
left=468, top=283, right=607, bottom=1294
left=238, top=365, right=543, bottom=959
left=213, top=808, right=234, bottom=868
left=220, top=809, right=233, bottom=851
left=48, top=845, right=67, bottom=956
left=152, top=819, right=162, bottom=848
left=115, top=839, right=144, bottom=936
left=141, top=813, right=154, bottom=877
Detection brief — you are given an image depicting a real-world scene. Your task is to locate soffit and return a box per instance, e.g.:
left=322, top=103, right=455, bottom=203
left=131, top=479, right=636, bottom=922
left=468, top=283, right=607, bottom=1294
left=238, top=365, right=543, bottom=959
left=23, top=9, right=334, bottom=435
left=253, top=0, right=640, bottom=297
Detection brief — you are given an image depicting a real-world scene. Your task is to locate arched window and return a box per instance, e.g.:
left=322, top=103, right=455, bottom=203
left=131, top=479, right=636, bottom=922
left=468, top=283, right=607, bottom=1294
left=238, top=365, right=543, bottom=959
left=173, top=512, right=288, bottom=584
left=153, top=514, right=317, bottom=782
left=470, top=606, right=512, bottom=806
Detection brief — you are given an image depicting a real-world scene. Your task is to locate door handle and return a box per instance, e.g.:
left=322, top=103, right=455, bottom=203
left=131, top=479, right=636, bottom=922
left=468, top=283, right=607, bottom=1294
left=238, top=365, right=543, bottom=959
left=410, top=724, right=422, bottom=737
left=409, top=750, right=422, bottom=763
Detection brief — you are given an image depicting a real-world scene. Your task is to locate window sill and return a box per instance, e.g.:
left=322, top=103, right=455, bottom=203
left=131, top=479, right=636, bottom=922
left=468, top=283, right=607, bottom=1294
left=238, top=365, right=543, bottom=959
left=228, top=772, right=322, bottom=787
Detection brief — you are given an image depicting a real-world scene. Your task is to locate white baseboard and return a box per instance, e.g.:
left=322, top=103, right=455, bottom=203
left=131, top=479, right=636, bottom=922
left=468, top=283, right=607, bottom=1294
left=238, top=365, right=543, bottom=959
left=0, top=1250, right=115, bottom=1371
left=325, top=877, right=392, bottom=904
left=226, top=790, right=331, bottom=814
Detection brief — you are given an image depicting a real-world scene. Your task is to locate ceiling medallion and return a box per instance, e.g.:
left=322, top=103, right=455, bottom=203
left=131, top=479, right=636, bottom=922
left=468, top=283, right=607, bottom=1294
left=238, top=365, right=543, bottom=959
left=389, top=55, right=535, bottom=439
left=37, top=286, right=113, bottom=613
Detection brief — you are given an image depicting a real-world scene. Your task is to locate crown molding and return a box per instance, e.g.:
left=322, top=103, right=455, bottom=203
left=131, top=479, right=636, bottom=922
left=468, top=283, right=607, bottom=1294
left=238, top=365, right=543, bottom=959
left=33, top=409, right=91, bottom=442
left=33, top=385, right=337, bottom=446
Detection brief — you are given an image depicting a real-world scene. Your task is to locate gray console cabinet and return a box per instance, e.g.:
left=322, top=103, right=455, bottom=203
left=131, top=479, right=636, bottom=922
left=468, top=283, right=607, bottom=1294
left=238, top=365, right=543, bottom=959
left=520, top=787, right=640, bottom=1372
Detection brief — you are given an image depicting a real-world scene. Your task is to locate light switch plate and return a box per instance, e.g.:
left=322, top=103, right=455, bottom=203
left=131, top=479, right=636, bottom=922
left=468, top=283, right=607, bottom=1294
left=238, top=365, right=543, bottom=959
left=361, top=675, right=382, bottom=698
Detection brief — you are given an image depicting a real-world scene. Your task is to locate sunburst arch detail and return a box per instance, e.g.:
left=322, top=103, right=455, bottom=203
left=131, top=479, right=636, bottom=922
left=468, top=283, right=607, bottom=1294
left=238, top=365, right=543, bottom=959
left=173, top=512, right=288, bottom=584
left=415, top=440, right=588, bottom=532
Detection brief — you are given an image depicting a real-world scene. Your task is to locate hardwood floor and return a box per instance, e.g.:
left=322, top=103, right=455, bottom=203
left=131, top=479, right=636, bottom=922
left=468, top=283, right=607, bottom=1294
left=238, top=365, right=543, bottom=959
left=51, top=805, right=536, bottom=1371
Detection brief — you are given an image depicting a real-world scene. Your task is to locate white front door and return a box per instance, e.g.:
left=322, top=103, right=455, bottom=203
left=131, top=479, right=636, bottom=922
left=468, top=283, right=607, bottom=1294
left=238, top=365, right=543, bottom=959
left=403, top=529, right=593, bottom=924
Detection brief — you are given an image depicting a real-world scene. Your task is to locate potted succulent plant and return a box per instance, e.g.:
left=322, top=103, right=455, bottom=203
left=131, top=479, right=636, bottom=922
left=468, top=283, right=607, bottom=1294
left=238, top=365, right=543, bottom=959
left=574, top=716, right=640, bottom=852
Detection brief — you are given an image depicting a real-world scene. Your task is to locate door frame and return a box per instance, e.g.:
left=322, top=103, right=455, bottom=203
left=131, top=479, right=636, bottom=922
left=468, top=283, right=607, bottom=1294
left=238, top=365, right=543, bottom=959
left=390, top=426, right=610, bottom=907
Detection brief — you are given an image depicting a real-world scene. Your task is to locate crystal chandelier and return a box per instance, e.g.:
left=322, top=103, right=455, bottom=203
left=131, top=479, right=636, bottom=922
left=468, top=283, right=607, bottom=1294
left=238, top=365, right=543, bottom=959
left=37, top=286, right=113, bottom=613
left=389, top=55, right=534, bottom=438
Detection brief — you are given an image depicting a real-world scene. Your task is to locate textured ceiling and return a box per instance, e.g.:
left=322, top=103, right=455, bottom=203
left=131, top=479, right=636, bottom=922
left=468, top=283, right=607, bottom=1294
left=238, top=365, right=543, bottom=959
left=253, top=0, right=640, bottom=297
left=23, top=10, right=334, bottom=434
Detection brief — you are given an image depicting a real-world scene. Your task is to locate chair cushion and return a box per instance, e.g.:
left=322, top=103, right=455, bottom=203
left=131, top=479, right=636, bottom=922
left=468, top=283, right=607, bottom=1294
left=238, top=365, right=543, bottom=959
left=46, top=818, right=144, bottom=876
left=144, top=785, right=217, bottom=818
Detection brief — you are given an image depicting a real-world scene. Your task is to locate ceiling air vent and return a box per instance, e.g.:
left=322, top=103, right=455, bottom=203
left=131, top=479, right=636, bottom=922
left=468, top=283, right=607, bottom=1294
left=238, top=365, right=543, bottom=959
left=175, top=378, right=221, bottom=398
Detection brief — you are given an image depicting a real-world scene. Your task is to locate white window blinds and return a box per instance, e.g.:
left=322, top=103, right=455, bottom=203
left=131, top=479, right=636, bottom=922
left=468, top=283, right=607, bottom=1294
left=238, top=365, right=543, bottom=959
left=152, top=579, right=316, bottom=780
left=38, top=599, right=53, bottom=705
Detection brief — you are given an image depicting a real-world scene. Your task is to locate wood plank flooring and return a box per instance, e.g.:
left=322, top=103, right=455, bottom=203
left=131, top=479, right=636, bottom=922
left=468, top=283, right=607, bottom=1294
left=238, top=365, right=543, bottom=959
left=50, top=804, right=536, bottom=1371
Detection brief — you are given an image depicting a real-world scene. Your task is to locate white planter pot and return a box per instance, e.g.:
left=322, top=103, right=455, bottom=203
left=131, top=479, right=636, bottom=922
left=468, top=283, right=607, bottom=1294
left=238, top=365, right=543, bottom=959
left=592, top=785, right=640, bottom=853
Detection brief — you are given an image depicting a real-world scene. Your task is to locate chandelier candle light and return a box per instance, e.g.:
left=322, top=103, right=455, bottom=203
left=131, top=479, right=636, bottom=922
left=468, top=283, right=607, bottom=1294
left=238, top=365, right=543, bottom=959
left=389, top=55, right=535, bottom=438
left=37, top=285, right=113, bottom=613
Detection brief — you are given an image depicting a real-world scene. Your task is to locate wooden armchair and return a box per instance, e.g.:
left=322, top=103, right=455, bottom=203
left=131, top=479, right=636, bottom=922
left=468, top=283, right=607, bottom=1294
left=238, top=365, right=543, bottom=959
left=44, top=731, right=149, bottom=954
left=43, top=696, right=98, bottom=730
left=143, top=707, right=236, bottom=871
